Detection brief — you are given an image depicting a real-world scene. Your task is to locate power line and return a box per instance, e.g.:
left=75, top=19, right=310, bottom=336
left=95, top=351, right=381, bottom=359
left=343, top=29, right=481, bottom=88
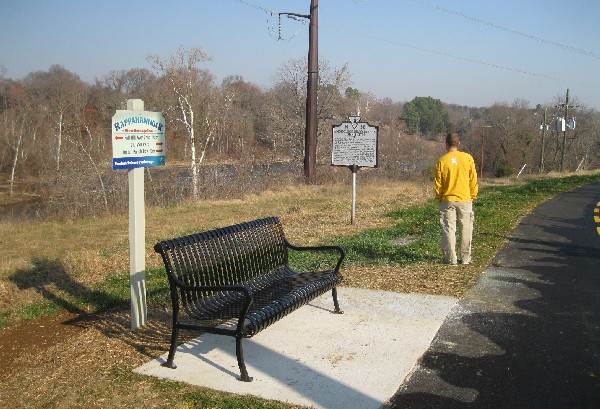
left=408, top=0, right=600, bottom=60
left=233, top=0, right=596, bottom=89
left=232, top=0, right=276, bottom=15
left=322, top=23, right=594, bottom=87
left=232, top=0, right=307, bottom=41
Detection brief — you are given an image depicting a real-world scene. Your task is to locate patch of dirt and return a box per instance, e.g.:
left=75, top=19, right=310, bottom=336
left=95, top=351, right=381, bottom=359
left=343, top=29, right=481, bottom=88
left=0, top=308, right=200, bottom=408
left=343, top=264, right=479, bottom=298
left=0, top=311, right=82, bottom=370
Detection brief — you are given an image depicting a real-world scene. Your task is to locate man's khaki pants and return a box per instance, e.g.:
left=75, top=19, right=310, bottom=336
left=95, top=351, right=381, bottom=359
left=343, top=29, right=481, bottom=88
left=438, top=200, right=474, bottom=264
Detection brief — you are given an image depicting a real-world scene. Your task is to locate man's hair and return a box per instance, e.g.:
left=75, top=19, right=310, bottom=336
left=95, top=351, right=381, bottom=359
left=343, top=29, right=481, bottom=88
left=446, top=132, right=461, bottom=147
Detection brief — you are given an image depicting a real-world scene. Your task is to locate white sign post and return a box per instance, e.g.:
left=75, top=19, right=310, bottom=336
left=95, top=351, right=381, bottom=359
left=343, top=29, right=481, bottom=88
left=332, top=117, right=378, bottom=224
left=112, top=99, right=165, bottom=329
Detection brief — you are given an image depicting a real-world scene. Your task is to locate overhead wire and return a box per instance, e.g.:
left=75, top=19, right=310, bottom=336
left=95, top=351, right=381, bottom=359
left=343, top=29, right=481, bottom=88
left=232, top=0, right=597, bottom=89
left=232, top=0, right=276, bottom=15
left=232, top=0, right=307, bottom=41
left=321, top=23, right=578, bottom=84
left=408, top=0, right=600, bottom=60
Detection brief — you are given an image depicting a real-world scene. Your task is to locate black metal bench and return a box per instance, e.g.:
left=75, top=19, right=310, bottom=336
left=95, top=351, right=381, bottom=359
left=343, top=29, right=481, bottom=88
left=154, top=216, right=345, bottom=382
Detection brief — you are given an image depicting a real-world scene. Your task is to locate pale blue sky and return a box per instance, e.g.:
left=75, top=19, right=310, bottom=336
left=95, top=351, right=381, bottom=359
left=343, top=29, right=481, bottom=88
left=2, top=0, right=599, bottom=109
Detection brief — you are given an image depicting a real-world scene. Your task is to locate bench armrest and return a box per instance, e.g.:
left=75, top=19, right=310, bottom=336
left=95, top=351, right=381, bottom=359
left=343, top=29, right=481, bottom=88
left=284, top=241, right=346, bottom=272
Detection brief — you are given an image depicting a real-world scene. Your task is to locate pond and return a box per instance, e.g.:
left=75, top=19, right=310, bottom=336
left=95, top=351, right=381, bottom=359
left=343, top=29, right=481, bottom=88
left=0, top=199, right=43, bottom=222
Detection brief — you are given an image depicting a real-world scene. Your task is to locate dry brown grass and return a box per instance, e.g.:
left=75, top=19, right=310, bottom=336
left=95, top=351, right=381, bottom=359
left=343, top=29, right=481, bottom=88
left=0, top=180, right=434, bottom=317
left=1, top=179, right=442, bottom=409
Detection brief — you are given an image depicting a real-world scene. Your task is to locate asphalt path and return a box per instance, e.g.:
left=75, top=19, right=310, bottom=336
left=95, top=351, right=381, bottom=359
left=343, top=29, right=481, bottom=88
left=388, top=182, right=600, bottom=409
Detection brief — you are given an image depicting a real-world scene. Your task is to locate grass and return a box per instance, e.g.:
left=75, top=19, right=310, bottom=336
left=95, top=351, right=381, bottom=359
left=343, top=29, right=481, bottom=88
left=0, top=172, right=599, bottom=408
left=2, top=173, right=600, bottom=327
left=0, top=181, right=427, bottom=327
left=290, top=172, right=600, bottom=295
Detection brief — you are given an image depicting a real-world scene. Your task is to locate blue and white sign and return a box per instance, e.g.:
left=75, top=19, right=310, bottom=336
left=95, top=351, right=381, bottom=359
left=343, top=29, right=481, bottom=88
left=112, top=110, right=165, bottom=170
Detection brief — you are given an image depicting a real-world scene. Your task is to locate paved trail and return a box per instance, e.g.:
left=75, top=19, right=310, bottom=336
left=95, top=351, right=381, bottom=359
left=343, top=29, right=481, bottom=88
left=389, top=182, right=600, bottom=409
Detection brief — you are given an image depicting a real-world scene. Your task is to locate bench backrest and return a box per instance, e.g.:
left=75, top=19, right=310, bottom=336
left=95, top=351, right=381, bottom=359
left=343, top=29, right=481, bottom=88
left=155, top=216, right=288, bottom=289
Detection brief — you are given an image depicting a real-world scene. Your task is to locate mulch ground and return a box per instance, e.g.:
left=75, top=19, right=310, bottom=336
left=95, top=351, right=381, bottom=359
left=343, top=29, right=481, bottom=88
left=0, top=308, right=200, bottom=408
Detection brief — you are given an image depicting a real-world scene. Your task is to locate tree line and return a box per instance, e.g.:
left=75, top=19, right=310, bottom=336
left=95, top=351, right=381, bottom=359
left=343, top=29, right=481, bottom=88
left=1, top=46, right=598, bottom=219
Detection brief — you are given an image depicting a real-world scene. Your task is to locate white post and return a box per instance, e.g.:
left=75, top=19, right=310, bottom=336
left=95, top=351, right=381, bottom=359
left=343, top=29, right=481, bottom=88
left=127, top=98, right=147, bottom=329
left=351, top=165, right=358, bottom=224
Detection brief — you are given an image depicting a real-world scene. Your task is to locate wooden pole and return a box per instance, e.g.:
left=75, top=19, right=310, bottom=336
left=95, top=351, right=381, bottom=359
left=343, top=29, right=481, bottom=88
left=540, top=107, right=547, bottom=173
left=560, top=89, right=569, bottom=172
left=304, top=0, right=318, bottom=183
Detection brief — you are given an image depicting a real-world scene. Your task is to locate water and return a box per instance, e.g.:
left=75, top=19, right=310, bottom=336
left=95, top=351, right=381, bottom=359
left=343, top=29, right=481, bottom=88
left=0, top=200, right=42, bottom=222
left=0, top=162, right=303, bottom=222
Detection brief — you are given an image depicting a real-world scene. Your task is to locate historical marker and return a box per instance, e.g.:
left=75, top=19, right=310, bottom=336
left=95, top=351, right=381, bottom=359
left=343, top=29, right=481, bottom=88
left=331, top=117, right=379, bottom=224
left=332, top=116, right=378, bottom=168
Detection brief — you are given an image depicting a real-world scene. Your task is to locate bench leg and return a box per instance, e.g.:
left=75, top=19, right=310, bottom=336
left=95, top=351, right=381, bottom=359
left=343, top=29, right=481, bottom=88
left=161, top=325, right=179, bottom=369
left=332, top=287, right=344, bottom=314
left=236, top=335, right=253, bottom=382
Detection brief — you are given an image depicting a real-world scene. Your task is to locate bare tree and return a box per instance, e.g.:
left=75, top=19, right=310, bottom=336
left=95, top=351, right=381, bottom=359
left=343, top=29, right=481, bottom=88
left=104, top=68, right=157, bottom=98
left=4, top=110, right=26, bottom=196
left=23, top=65, right=87, bottom=174
left=217, top=77, right=266, bottom=161
left=560, top=104, right=599, bottom=171
left=0, top=85, right=40, bottom=195
left=267, top=58, right=352, bottom=163
left=466, top=101, right=538, bottom=176
left=147, top=46, right=213, bottom=198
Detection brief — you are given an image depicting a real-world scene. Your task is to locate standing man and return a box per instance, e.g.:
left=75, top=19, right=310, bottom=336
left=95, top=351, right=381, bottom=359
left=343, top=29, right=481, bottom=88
left=435, top=132, right=479, bottom=265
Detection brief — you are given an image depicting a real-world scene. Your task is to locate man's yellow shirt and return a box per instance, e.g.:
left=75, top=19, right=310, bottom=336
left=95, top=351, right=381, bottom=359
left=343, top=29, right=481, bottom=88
left=435, top=151, right=478, bottom=202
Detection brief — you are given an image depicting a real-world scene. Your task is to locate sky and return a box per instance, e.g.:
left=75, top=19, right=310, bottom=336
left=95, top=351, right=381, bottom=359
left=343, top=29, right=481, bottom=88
left=2, top=0, right=599, bottom=110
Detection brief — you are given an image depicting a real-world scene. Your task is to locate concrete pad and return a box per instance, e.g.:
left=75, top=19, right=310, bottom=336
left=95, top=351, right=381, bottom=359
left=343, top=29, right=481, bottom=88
left=135, top=287, right=457, bottom=409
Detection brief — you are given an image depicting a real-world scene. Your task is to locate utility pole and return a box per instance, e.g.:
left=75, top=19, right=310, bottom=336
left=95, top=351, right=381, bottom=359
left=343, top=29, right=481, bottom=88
left=540, top=107, right=547, bottom=173
left=279, top=0, right=319, bottom=183
left=481, top=125, right=493, bottom=177
left=304, top=0, right=318, bottom=183
left=560, top=89, right=569, bottom=172
left=556, top=89, right=577, bottom=172
left=279, top=1, right=318, bottom=183
left=480, top=132, right=484, bottom=177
